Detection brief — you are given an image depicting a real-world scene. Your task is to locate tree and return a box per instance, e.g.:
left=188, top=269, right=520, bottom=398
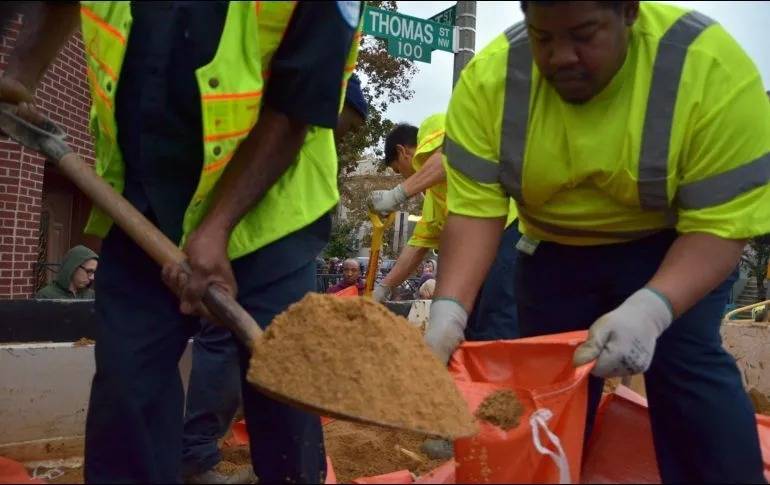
left=337, top=1, right=419, bottom=177
left=330, top=1, right=420, bottom=258
left=323, top=220, right=360, bottom=259
left=740, top=235, right=770, bottom=303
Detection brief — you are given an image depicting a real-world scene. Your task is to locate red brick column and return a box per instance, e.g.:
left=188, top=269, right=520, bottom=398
left=0, top=14, right=94, bottom=298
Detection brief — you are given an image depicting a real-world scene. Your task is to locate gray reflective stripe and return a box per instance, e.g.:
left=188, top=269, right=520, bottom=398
left=444, top=136, right=500, bottom=184
left=677, top=152, right=770, bottom=210
left=499, top=22, right=531, bottom=205
left=638, top=11, right=715, bottom=210
left=518, top=207, right=670, bottom=240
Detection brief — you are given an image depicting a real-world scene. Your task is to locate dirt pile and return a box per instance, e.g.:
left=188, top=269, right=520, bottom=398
left=73, top=337, right=95, bottom=347
left=247, top=293, right=476, bottom=438
left=749, top=388, right=770, bottom=415
left=324, top=420, right=446, bottom=483
left=475, top=389, right=524, bottom=430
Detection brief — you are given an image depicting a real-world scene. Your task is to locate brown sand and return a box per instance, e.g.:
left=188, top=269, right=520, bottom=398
left=247, top=293, right=476, bottom=438
left=73, top=337, right=95, bottom=347
left=749, top=388, right=770, bottom=415
left=475, top=389, right=523, bottom=431
left=30, top=466, right=84, bottom=484
left=323, top=420, right=445, bottom=483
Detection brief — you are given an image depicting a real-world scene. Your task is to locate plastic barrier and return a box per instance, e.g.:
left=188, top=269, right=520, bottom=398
left=449, top=331, right=592, bottom=484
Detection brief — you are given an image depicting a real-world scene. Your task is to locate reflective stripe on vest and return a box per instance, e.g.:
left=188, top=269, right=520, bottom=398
left=638, top=11, right=715, bottom=210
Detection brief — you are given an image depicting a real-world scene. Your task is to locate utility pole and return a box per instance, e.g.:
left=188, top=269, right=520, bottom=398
left=453, top=1, right=477, bottom=86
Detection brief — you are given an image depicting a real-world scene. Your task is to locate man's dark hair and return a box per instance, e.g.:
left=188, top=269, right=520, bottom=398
left=520, top=1, right=624, bottom=13
left=383, top=123, right=418, bottom=168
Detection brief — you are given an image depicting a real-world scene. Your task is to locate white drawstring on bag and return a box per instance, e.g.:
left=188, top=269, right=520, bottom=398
left=530, top=408, right=572, bottom=484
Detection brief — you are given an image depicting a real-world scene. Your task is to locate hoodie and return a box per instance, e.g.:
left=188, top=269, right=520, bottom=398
left=35, top=245, right=98, bottom=299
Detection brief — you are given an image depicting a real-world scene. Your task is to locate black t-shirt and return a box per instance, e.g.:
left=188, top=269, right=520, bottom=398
left=114, top=1, right=360, bottom=241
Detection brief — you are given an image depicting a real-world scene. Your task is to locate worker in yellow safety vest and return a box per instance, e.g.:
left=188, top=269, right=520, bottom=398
left=427, top=1, right=770, bottom=482
left=0, top=1, right=362, bottom=483
left=369, top=114, right=521, bottom=340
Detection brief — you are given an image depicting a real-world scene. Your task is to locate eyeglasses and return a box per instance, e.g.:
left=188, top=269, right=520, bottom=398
left=79, top=265, right=96, bottom=276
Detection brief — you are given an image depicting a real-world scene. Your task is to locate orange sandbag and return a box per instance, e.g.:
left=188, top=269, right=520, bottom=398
left=581, top=387, right=660, bottom=483
left=414, top=459, right=456, bottom=484
left=583, top=386, right=770, bottom=483
left=0, top=457, right=42, bottom=484
left=326, top=456, right=337, bottom=484
left=352, top=469, right=413, bottom=484
left=448, top=331, right=593, bottom=484
left=334, top=285, right=359, bottom=297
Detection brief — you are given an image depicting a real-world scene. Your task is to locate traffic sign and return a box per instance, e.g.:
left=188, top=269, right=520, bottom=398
left=428, top=5, right=456, bottom=26
left=363, top=6, right=456, bottom=63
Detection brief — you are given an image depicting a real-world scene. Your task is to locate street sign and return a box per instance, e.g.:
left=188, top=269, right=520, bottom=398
left=363, top=6, right=456, bottom=63
left=428, top=5, right=456, bottom=26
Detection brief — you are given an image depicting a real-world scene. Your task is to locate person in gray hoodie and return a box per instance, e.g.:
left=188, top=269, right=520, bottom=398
left=35, top=245, right=98, bottom=299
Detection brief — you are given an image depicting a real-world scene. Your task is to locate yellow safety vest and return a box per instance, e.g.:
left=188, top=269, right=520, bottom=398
left=79, top=1, right=362, bottom=258
left=444, top=2, right=770, bottom=245
left=408, top=113, right=447, bottom=249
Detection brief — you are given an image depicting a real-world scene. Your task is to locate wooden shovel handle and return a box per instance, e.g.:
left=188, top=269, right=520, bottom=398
left=0, top=105, right=261, bottom=347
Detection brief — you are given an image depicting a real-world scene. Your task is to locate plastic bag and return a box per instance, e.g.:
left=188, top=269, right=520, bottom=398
left=448, top=331, right=593, bottom=484
left=0, top=457, right=42, bottom=484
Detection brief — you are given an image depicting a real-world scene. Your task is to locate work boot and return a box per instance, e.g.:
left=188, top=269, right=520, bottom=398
left=184, top=464, right=257, bottom=484
left=421, top=438, right=454, bottom=460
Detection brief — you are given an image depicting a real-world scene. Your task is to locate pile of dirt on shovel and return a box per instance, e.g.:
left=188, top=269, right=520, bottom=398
left=247, top=293, right=476, bottom=439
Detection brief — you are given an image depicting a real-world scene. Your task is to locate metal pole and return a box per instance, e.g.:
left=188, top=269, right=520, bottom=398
left=453, top=1, right=477, bottom=86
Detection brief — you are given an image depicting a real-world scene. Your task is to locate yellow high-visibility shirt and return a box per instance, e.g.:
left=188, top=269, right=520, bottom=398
left=444, top=2, right=770, bottom=246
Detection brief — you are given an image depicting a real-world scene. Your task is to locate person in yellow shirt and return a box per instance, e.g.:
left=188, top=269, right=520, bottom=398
left=428, top=1, right=770, bottom=482
left=369, top=115, right=521, bottom=340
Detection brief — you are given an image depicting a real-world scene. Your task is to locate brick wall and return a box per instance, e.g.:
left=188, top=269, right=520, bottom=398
left=0, top=14, right=94, bottom=299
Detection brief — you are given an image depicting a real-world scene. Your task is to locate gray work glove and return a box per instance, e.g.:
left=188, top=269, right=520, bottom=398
left=369, top=184, right=408, bottom=216
left=372, top=282, right=392, bottom=303
left=573, top=288, right=674, bottom=377
left=425, top=298, right=468, bottom=365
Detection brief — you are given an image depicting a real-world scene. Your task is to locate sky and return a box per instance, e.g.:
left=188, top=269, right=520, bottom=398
left=384, top=1, right=770, bottom=126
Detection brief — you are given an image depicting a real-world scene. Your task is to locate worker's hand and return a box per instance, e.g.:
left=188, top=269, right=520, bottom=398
left=425, top=298, right=468, bottom=365
left=573, top=288, right=673, bottom=377
left=368, top=185, right=408, bottom=216
left=0, top=77, right=44, bottom=126
left=372, top=282, right=392, bottom=303
left=161, top=227, right=237, bottom=317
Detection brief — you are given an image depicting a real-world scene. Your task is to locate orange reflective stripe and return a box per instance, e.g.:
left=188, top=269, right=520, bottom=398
left=86, top=67, right=113, bottom=109
left=255, top=1, right=262, bottom=15
left=201, top=91, right=263, bottom=101
left=204, top=128, right=252, bottom=142
left=81, top=6, right=126, bottom=45
left=203, top=152, right=235, bottom=173
left=84, top=42, right=118, bottom=81
left=417, top=130, right=445, bottom=152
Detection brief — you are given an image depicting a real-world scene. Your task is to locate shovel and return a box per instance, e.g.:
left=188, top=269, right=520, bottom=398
left=0, top=104, right=475, bottom=438
left=364, top=211, right=394, bottom=297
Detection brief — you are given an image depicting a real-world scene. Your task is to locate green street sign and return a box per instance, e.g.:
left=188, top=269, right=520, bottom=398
left=363, top=6, right=456, bottom=63
left=428, top=5, right=456, bottom=26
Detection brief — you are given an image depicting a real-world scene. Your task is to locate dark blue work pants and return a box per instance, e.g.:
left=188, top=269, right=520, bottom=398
left=514, top=230, right=764, bottom=483
left=84, top=215, right=330, bottom=483
left=181, top=321, right=242, bottom=477
left=465, top=221, right=521, bottom=341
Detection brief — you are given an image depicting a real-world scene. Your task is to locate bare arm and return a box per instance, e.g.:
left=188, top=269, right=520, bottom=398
left=401, top=150, right=446, bottom=197
left=381, top=245, right=429, bottom=288
left=4, top=2, right=79, bottom=91
left=435, top=214, right=505, bottom=311
left=647, top=232, right=745, bottom=317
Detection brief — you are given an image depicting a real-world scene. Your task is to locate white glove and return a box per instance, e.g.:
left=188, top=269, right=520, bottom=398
left=425, top=298, right=468, bottom=365
left=372, top=283, right=392, bottom=303
left=369, top=185, right=408, bottom=216
left=573, top=288, right=673, bottom=377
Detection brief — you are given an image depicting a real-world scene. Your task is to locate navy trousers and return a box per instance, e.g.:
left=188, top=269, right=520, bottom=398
left=181, top=321, right=242, bottom=477
left=514, top=230, right=764, bottom=483
left=465, top=221, right=521, bottom=341
left=84, top=214, right=330, bottom=483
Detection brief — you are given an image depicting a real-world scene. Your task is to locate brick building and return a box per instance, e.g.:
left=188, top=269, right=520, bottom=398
left=1, top=15, right=97, bottom=299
